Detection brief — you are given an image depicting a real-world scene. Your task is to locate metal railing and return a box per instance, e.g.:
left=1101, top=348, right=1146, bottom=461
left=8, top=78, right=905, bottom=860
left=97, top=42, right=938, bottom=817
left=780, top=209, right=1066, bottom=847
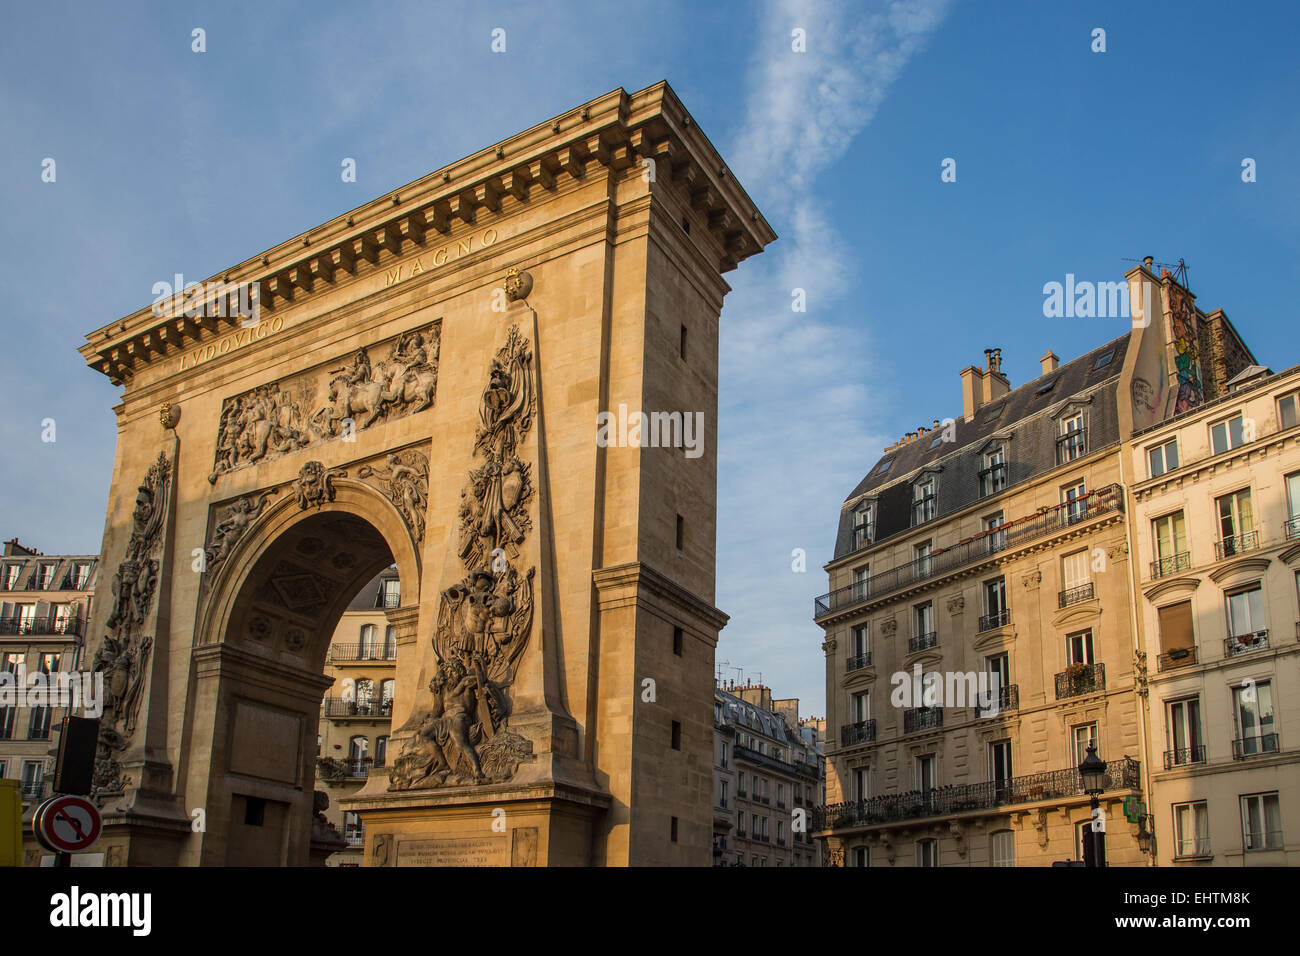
left=1286, top=516, right=1300, bottom=541
left=908, top=631, right=938, bottom=653
left=1151, top=553, right=1191, bottom=579
left=1245, top=830, right=1284, bottom=852
left=20, top=779, right=48, bottom=800
left=979, top=609, right=1011, bottom=632
left=903, top=707, right=942, bottom=734
left=812, top=757, right=1141, bottom=831
left=0, top=615, right=84, bottom=637
left=1058, top=583, right=1095, bottom=608
left=322, top=697, right=393, bottom=718
left=1163, top=745, right=1206, bottom=769
left=734, top=743, right=820, bottom=781
left=840, top=719, right=876, bottom=747
left=1224, top=630, right=1269, bottom=658
left=978, top=684, right=1019, bottom=717
left=376, top=589, right=401, bottom=609
left=1215, top=531, right=1260, bottom=560
left=814, top=485, right=1123, bottom=619
left=1232, top=733, right=1279, bottom=759
left=1055, top=662, right=1105, bottom=700
left=1157, top=646, right=1197, bottom=671
left=328, top=643, right=396, bottom=662
left=846, top=651, right=872, bottom=671
left=1056, top=431, right=1087, bottom=465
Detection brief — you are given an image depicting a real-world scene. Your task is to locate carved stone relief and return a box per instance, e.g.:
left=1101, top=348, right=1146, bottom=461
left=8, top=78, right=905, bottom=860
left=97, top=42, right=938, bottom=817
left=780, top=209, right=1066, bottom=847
left=294, top=461, right=347, bottom=510
left=208, top=320, right=441, bottom=483
left=391, top=325, right=536, bottom=790
left=358, top=448, right=430, bottom=543
left=204, top=490, right=277, bottom=573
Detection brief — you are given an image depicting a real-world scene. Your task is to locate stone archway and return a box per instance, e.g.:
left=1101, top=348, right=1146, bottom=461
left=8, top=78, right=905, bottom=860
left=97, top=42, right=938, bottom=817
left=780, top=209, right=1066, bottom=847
left=181, top=481, right=419, bottom=865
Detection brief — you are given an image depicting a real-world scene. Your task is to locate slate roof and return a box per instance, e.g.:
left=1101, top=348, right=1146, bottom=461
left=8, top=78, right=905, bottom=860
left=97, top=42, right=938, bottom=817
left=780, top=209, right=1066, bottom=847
left=830, top=333, right=1131, bottom=561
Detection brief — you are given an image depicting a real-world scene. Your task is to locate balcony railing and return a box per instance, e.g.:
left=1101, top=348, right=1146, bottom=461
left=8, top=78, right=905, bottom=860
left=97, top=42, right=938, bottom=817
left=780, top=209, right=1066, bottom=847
left=1232, top=733, right=1279, bottom=759
left=20, top=779, right=48, bottom=800
left=1225, top=630, right=1269, bottom=658
left=1157, top=646, right=1197, bottom=671
left=840, top=719, right=876, bottom=747
left=903, top=707, right=942, bottom=734
left=327, top=643, right=397, bottom=662
left=1055, top=662, right=1105, bottom=700
left=0, top=615, right=84, bottom=637
left=343, top=830, right=364, bottom=846
left=908, top=631, right=937, bottom=653
left=846, top=651, right=872, bottom=671
left=1151, top=552, right=1191, bottom=579
left=1058, top=583, right=1095, bottom=608
left=978, top=609, right=1011, bottom=632
left=813, top=756, right=1141, bottom=831
left=1215, top=531, right=1260, bottom=560
left=814, top=485, right=1123, bottom=619
left=979, top=684, right=1019, bottom=717
left=1245, top=830, right=1284, bottom=852
left=322, top=697, right=393, bottom=719
left=1163, top=745, right=1206, bottom=769
left=1286, top=516, right=1300, bottom=541
left=734, top=743, right=820, bottom=781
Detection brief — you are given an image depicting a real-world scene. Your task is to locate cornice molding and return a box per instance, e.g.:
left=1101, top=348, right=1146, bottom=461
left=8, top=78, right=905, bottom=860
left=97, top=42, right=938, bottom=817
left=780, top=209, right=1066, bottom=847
left=1207, top=556, right=1272, bottom=584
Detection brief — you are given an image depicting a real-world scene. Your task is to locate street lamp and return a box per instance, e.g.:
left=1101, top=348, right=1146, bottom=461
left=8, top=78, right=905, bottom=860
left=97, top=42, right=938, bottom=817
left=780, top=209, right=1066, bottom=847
left=1078, top=743, right=1107, bottom=867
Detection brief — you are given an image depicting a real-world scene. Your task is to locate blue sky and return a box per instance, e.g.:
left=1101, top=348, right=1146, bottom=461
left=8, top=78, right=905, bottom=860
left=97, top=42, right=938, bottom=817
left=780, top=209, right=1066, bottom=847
left=2, top=1, right=1297, bottom=715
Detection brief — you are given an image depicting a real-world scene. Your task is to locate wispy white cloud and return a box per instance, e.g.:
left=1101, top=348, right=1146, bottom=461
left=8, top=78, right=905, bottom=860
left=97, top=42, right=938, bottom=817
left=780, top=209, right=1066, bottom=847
left=716, top=0, right=953, bottom=711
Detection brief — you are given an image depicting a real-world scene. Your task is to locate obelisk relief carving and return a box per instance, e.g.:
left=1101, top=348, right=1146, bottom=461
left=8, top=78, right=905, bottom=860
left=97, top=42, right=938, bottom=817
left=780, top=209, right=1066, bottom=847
left=390, top=325, right=536, bottom=790
left=92, top=450, right=172, bottom=795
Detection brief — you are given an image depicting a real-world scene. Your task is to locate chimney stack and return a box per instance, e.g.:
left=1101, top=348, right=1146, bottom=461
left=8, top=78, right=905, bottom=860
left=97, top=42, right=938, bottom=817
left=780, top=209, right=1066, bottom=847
left=1040, top=350, right=1060, bottom=375
left=961, top=347, right=1011, bottom=419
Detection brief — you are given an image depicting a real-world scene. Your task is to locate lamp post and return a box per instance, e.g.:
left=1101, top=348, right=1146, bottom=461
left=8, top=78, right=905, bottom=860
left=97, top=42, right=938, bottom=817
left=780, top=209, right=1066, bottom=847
left=1078, top=743, right=1107, bottom=867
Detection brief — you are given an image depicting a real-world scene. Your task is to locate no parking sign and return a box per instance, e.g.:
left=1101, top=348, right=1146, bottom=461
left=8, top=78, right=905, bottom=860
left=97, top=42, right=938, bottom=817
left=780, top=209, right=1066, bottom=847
left=33, top=795, right=102, bottom=855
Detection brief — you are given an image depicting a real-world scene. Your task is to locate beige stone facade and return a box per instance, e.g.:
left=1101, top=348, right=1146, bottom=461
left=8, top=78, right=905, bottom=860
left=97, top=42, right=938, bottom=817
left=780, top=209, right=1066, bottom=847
left=1129, top=362, right=1300, bottom=865
left=71, top=83, right=773, bottom=866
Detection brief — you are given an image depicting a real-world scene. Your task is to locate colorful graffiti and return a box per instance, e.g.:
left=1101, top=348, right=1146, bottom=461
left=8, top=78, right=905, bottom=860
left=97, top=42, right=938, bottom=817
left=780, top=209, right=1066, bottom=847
left=1167, top=282, right=1205, bottom=414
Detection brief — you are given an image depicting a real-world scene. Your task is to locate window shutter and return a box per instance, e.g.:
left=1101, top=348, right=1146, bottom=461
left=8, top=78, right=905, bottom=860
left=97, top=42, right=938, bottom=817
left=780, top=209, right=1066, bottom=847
left=1158, top=601, right=1194, bottom=653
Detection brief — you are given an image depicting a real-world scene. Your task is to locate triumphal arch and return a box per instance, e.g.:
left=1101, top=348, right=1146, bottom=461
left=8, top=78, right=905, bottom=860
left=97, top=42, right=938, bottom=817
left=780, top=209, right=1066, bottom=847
left=76, top=83, right=774, bottom=866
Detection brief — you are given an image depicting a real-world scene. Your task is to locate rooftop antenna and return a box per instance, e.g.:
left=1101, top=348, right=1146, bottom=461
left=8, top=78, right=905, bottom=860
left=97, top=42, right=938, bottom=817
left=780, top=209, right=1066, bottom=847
left=730, top=665, right=745, bottom=686
left=716, top=660, right=730, bottom=683
left=1122, top=256, right=1189, bottom=287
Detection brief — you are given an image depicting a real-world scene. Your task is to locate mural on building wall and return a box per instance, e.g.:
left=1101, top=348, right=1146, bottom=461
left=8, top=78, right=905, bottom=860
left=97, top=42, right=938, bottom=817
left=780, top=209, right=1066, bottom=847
left=1167, top=282, right=1205, bottom=414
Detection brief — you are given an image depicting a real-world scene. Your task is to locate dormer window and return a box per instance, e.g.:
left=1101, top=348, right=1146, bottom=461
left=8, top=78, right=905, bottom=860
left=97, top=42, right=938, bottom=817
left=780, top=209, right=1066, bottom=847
left=1057, top=411, right=1086, bottom=464
left=980, top=444, right=1008, bottom=497
left=912, top=477, right=937, bottom=525
left=2, top=564, right=22, bottom=590
left=852, top=502, right=874, bottom=549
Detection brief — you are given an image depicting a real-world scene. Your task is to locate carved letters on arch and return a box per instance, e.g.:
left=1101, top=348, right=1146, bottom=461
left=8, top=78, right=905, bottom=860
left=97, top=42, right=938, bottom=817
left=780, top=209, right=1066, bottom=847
left=390, top=325, right=536, bottom=791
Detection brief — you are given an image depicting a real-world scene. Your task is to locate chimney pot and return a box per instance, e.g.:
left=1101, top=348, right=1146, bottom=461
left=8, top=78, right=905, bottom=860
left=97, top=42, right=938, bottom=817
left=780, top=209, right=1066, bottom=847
left=1040, top=350, right=1060, bottom=375
left=1143, top=256, right=1153, bottom=269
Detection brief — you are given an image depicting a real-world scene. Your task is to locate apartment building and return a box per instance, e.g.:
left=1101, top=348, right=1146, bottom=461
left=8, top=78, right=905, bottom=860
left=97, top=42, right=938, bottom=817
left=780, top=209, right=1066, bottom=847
left=1129, top=362, right=1300, bottom=865
left=315, top=566, right=400, bottom=865
left=714, top=683, right=823, bottom=866
left=0, top=539, right=97, bottom=809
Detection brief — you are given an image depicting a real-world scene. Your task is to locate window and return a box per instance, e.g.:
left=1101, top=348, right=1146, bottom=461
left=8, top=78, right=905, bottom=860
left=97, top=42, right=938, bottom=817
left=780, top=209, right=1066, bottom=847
left=983, top=576, right=1007, bottom=628
left=912, top=477, right=936, bottom=525
left=720, top=742, right=728, bottom=768
left=913, top=601, right=935, bottom=647
left=1287, top=471, right=1300, bottom=532
left=355, top=678, right=374, bottom=713
left=719, top=779, right=728, bottom=809
left=873, top=458, right=894, bottom=477
left=382, top=625, right=396, bottom=658
left=675, top=514, right=684, bottom=550
left=14, top=604, right=36, bottom=634
left=380, top=679, right=395, bottom=709
left=38, top=564, right=57, bottom=589
left=851, top=566, right=869, bottom=602
left=2, top=564, right=22, bottom=589
left=988, top=739, right=1013, bottom=785
left=348, top=735, right=368, bottom=760
left=1152, top=512, right=1188, bottom=575
left=1067, top=629, right=1094, bottom=665
left=852, top=846, right=870, bottom=867
left=1147, top=438, right=1179, bottom=478
left=1166, top=697, right=1203, bottom=765
left=1233, top=681, right=1276, bottom=757
left=1092, top=350, right=1114, bottom=371
left=850, top=624, right=869, bottom=661
left=1071, top=723, right=1098, bottom=765
left=989, top=830, right=1015, bottom=867
left=916, top=839, right=938, bottom=867
left=852, top=766, right=869, bottom=801
left=343, top=810, right=363, bottom=844
left=914, top=540, right=932, bottom=576
left=1279, top=393, right=1299, bottom=430
left=375, top=736, right=388, bottom=767
left=1173, top=802, right=1210, bottom=857
left=54, top=603, right=76, bottom=634
left=671, top=720, right=681, bottom=751
left=670, top=816, right=678, bottom=843
left=1157, top=601, right=1195, bottom=659
left=738, top=771, right=746, bottom=796
left=71, top=563, right=91, bottom=589
left=1057, top=411, right=1086, bottom=463
left=359, top=624, right=378, bottom=659
left=1216, top=489, right=1255, bottom=555
left=1240, top=792, right=1282, bottom=851
left=379, top=578, right=400, bottom=608
left=986, top=653, right=1009, bottom=705
left=851, top=502, right=872, bottom=548
left=916, top=754, right=936, bottom=792
left=1210, top=414, right=1246, bottom=455
left=679, top=324, right=687, bottom=360
left=1036, top=378, right=1058, bottom=396
left=1062, top=480, right=1088, bottom=523
left=980, top=445, right=1007, bottom=497
left=984, top=512, right=1005, bottom=553
left=20, top=760, right=43, bottom=798
left=1061, top=549, right=1091, bottom=600
left=672, top=626, right=683, bottom=656
left=850, top=691, right=870, bottom=724
left=1225, top=585, right=1266, bottom=645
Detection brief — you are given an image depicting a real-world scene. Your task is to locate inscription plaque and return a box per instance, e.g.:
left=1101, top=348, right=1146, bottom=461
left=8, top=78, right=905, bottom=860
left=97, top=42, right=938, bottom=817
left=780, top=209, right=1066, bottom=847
left=395, top=837, right=506, bottom=867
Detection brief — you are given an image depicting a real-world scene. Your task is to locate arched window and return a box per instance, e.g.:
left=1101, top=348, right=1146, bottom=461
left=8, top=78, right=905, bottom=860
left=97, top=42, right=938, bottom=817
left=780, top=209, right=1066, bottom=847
left=359, top=624, right=378, bottom=659
left=382, top=625, right=396, bottom=659
left=348, top=735, right=368, bottom=760
left=380, top=679, right=395, bottom=715
left=989, top=829, right=1015, bottom=867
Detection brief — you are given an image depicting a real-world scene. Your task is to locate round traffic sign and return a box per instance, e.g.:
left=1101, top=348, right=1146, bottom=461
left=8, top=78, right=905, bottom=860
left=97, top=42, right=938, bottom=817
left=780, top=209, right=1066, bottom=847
left=33, top=795, right=102, bottom=854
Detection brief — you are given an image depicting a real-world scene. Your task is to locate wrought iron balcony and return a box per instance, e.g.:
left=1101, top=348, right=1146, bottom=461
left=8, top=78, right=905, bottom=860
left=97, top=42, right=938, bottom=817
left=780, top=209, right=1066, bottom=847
left=734, top=742, right=820, bottom=780
left=1151, top=552, right=1191, bottom=579
left=1163, top=745, right=1206, bottom=769
left=1215, top=531, right=1259, bottom=560
left=978, top=609, right=1010, bottom=632
left=0, top=614, right=84, bottom=637
left=20, top=779, right=48, bottom=801
left=1232, top=733, right=1279, bottom=759
left=1157, top=646, right=1197, bottom=671
left=978, top=684, right=1019, bottom=717
left=376, top=588, right=401, bottom=609
left=903, top=707, right=942, bottom=734
left=812, top=756, right=1141, bottom=831
left=1054, top=662, right=1105, bottom=700
left=1224, top=630, right=1269, bottom=658
left=322, top=697, right=393, bottom=719
left=840, top=719, right=876, bottom=747
left=1058, top=582, right=1095, bottom=608
left=328, top=643, right=397, bottom=662
left=1286, top=516, right=1300, bottom=541
left=908, top=631, right=937, bottom=653
left=815, top=484, right=1124, bottom=620
left=317, top=756, right=374, bottom=780
left=846, top=651, right=872, bottom=671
